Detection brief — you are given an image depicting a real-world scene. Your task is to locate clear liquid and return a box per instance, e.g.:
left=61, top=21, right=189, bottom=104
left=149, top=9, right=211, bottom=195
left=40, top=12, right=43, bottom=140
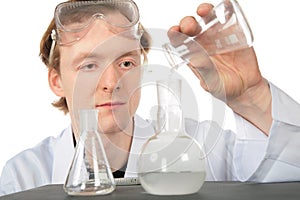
left=139, top=171, right=206, bottom=195
left=65, top=180, right=115, bottom=196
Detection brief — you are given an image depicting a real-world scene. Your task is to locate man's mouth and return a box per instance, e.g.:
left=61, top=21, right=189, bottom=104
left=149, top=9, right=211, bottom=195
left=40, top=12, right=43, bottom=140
left=96, top=102, right=126, bottom=109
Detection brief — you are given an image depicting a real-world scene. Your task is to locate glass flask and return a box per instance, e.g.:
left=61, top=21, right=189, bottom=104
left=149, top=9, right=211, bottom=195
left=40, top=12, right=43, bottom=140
left=64, top=109, right=116, bottom=196
left=163, top=0, right=253, bottom=69
left=138, top=78, right=206, bottom=195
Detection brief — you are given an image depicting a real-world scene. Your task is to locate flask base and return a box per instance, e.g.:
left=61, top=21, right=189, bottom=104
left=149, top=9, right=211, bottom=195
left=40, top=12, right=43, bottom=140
left=139, top=171, right=206, bottom=195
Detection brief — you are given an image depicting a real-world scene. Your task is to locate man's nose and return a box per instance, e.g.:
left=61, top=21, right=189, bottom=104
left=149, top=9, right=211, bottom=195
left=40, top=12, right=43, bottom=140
left=99, top=64, right=121, bottom=93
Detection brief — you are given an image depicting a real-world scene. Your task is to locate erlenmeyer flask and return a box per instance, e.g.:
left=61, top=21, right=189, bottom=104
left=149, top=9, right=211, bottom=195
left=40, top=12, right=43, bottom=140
left=138, top=78, right=206, bottom=195
left=163, top=0, right=253, bottom=68
left=64, top=109, right=116, bottom=196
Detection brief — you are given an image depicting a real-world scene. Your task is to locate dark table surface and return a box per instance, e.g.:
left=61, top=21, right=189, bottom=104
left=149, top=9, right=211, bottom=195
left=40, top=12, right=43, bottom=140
left=1, top=181, right=300, bottom=200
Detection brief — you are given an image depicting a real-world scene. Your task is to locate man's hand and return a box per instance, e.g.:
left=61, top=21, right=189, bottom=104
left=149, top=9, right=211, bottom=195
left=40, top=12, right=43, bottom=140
left=168, top=3, right=272, bottom=134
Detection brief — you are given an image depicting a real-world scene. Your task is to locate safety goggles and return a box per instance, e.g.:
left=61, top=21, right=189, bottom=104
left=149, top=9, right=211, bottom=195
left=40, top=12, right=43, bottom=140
left=52, top=0, right=142, bottom=46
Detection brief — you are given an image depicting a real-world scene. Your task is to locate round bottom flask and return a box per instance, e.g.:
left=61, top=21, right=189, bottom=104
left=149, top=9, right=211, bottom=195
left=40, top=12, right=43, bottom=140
left=138, top=79, right=206, bottom=195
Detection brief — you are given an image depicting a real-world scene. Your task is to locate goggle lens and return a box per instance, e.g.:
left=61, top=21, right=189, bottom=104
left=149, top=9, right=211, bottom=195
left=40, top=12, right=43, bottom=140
left=54, top=0, right=141, bottom=45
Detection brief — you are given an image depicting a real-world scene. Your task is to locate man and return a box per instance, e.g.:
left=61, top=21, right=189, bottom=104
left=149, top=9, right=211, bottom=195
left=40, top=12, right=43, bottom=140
left=1, top=0, right=300, bottom=196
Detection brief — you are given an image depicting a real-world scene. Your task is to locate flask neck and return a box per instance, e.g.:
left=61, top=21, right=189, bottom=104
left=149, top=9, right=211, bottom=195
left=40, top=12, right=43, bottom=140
left=159, top=105, right=184, bottom=134
left=157, top=79, right=184, bottom=135
left=79, top=109, right=98, bottom=132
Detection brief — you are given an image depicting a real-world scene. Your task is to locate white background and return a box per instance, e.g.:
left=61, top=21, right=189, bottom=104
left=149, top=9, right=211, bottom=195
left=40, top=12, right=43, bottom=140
left=0, top=0, right=300, bottom=173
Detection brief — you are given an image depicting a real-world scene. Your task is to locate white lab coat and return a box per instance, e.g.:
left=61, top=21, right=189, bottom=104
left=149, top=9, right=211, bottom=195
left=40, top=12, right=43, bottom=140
left=1, top=82, right=300, bottom=196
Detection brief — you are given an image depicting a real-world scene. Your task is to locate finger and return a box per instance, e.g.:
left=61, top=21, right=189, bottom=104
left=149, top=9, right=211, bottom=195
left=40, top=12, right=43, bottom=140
left=179, top=16, right=201, bottom=37
left=197, top=3, right=214, bottom=17
left=168, top=25, right=180, bottom=34
left=167, top=26, right=189, bottom=47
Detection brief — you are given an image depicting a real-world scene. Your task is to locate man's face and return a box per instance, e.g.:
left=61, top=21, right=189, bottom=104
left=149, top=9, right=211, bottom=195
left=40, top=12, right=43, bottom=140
left=56, top=14, right=143, bottom=137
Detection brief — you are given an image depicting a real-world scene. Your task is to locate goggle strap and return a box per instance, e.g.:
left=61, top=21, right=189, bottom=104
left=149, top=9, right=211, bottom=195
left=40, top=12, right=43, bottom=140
left=49, top=30, right=57, bottom=64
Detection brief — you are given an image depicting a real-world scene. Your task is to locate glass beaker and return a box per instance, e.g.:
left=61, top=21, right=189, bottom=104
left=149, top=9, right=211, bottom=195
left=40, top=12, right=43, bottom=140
left=64, top=109, right=116, bottom=196
left=163, top=0, right=253, bottom=68
left=138, top=78, right=206, bottom=195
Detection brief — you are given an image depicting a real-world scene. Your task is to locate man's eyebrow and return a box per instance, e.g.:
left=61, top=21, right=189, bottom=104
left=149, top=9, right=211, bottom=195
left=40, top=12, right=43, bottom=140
left=71, top=52, right=105, bottom=67
left=71, top=50, right=141, bottom=67
left=116, top=50, right=141, bottom=59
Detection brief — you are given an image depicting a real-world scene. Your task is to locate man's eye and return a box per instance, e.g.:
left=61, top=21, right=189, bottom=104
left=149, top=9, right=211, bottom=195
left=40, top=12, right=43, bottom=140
left=120, top=61, right=135, bottom=69
left=80, top=63, right=97, bottom=71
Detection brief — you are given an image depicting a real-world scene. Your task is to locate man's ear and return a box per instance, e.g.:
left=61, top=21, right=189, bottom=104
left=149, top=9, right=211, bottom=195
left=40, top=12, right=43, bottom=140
left=48, top=68, right=64, bottom=97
